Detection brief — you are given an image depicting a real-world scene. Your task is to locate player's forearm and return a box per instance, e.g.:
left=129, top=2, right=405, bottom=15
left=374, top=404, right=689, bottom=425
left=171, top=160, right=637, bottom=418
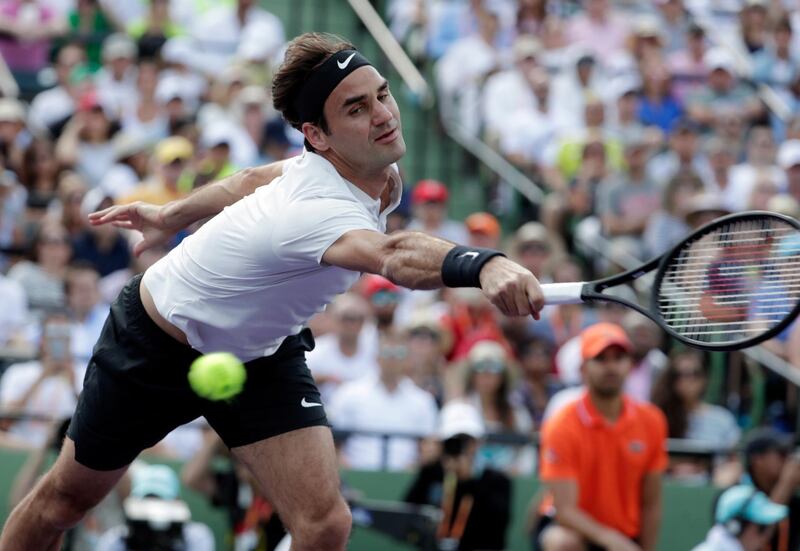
left=379, top=231, right=454, bottom=290
left=161, top=162, right=285, bottom=229
left=639, top=501, right=662, bottom=551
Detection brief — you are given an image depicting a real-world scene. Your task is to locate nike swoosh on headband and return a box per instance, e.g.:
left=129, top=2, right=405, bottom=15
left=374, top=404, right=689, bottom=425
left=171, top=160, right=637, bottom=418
left=337, top=52, right=356, bottom=70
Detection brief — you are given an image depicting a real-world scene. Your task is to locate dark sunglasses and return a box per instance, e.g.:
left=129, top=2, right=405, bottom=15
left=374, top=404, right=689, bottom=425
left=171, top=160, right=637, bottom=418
left=379, top=345, right=408, bottom=360
left=472, top=360, right=505, bottom=374
left=371, top=290, right=399, bottom=307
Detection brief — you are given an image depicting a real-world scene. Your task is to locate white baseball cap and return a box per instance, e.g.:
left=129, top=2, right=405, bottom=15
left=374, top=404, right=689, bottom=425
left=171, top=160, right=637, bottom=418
left=102, top=33, right=136, bottom=61
left=161, top=37, right=193, bottom=67
left=704, top=48, right=737, bottom=75
left=437, top=401, right=485, bottom=440
left=0, top=98, right=26, bottom=123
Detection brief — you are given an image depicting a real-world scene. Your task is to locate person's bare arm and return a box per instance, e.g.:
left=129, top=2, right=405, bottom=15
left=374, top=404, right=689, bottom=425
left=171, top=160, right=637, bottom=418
left=54, top=114, right=83, bottom=167
left=686, top=101, right=717, bottom=127
left=321, top=229, right=544, bottom=318
left=0, top=13, right=66, bottom=39
left=89, top=161, right=285, bottom=255
left=769, top=453, right=800, bottom=505
left=8, top=420, right=64, bottom=508
left=549, top=480, right=642, bottom=551
left=639, top=472, right=663, bottom=551
left=603, top=213, right=649, bottom=237
left=787, top=320, right=800, bottom=368
left=181, top=429, right=226, bottom=498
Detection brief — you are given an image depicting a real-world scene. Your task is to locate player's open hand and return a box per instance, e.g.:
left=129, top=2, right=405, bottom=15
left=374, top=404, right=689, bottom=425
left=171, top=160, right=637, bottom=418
left=88, top=201, right=174, bottom=257
left=478, top=257, right=544, bottom=319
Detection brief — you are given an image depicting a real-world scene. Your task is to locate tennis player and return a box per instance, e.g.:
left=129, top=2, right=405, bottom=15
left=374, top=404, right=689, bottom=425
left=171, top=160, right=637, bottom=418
left=0, top=33, right=544, bottom=551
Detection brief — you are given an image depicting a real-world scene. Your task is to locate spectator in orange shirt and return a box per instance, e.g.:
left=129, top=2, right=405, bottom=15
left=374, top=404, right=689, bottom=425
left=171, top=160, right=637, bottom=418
left=535, top=322, right=667, bottom=551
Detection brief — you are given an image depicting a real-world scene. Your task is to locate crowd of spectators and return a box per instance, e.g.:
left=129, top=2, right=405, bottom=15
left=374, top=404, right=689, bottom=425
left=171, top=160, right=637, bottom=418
left=0, top=0, right=797, bottom=549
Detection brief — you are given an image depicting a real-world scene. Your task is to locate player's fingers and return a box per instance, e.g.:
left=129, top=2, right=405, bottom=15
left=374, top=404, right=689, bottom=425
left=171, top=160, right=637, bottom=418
left=503, top=284, right=526, bottom=317
left=87, top=206, right=114, bottom=220
left=526, top=278, right=544, bottom=320
left=111, top=220, right=139, bottom=230
left=132, top=239, right=148, bottom=257
left=513, top=286, right=531, bottom=318
left=89, top=206, right=130, bottom=224
left=490, top=291, right=514, bottom=317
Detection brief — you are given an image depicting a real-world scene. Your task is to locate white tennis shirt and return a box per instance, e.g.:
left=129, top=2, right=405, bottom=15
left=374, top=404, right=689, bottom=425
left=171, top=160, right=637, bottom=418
left=142, top=151, right=402, bottom=361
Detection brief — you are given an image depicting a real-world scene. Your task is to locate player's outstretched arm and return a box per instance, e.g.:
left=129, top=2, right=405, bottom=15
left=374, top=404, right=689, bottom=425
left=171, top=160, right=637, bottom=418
left=88, top=161, right=286, bottom=256
left=322, top=229, right=544, bottom=319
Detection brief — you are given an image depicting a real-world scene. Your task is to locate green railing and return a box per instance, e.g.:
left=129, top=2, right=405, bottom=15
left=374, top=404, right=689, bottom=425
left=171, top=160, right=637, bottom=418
left=0, top=446, right=720, bottom=551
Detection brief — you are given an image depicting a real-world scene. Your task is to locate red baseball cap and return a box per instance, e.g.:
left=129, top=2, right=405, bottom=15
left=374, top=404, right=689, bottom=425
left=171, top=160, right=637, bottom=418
left=362, top=275, right=399, bottom=298
left=78, top=90, right=103, bottom=112
left=412, top=179, right=448, bottom=204
left=580, top=322, right=632, bottom=361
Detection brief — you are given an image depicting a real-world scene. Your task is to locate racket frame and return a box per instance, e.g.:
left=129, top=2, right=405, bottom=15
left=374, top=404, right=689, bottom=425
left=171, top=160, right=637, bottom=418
left=549, top=211, right=800, bottom=351
left=649, top=210, right=800, bottom=351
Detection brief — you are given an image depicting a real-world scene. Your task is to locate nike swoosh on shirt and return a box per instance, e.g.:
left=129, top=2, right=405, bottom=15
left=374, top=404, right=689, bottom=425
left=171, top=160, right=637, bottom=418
left=301, top=397, right=323, bottom=408
left=337, top=52, right=356, bottom=70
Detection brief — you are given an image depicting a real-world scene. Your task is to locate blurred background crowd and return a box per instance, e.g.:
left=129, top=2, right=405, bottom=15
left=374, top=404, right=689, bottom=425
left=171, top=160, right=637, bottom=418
left=0, top=0, right=798, bottom=549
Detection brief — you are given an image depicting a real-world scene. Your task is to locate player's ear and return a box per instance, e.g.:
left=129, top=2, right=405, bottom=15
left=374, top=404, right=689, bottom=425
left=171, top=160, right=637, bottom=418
left=302, top=122, right=330, bottom=152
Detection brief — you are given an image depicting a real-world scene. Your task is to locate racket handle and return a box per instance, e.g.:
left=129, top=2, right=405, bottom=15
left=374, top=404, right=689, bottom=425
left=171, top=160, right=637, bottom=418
left=541, top=282, right=585, bottom=305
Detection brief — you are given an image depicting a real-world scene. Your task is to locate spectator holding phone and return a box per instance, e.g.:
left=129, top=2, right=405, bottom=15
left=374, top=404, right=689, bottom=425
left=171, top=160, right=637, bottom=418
left=0, top=310, right=81, bottom=447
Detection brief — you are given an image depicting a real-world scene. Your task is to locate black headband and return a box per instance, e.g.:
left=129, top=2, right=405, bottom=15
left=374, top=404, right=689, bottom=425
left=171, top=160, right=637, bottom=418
left=293, top=49, right=372, bottom=124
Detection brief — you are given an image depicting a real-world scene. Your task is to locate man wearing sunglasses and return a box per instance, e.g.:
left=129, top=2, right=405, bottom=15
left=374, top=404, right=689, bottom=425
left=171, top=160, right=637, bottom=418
left=328, top=330, right=438, bottom=471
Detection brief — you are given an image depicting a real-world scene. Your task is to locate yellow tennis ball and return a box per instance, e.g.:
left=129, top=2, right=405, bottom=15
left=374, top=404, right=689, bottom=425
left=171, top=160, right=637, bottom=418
left=188, top=352, right=247, bottom=401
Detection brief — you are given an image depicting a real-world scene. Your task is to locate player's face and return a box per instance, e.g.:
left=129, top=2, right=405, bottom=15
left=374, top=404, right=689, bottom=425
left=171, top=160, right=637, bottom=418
left=319, top=66, right=406, bottom=171
left=582, top=345, right=632, bottom=398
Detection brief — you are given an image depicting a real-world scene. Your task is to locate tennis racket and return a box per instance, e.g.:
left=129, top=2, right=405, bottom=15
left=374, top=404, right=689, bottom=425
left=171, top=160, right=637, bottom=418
left=540, top=211, right=800, bottom=351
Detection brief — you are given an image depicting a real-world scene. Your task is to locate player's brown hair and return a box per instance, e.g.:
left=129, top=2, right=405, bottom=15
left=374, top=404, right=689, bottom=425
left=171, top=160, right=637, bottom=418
left=272, top=32, right=356, bottom=133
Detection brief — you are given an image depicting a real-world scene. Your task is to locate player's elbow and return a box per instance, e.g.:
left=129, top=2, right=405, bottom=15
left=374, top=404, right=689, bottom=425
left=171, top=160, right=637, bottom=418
left=235, top=167, right=263, bottom=196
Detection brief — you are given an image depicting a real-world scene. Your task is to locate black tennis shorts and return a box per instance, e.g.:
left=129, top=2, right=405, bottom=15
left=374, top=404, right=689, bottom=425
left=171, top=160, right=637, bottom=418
left=67, top=274, right=329, bottom=471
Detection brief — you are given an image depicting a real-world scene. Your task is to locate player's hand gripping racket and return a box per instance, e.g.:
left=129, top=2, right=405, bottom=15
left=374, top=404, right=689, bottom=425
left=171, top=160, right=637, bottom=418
left=540, top=211, right=800, bottom=351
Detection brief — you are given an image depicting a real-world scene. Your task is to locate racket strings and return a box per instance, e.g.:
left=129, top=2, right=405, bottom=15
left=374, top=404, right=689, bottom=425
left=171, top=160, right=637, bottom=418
left=657, top=217, right=800, bottom=345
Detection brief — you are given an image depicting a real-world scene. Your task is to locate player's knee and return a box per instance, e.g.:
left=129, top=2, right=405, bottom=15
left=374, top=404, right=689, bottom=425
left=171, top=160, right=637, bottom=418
left=540, top=524, right=586, bottom=551
left=292, top=498, right=351, bottom=550
left=36, top=474, right=103, bottom=530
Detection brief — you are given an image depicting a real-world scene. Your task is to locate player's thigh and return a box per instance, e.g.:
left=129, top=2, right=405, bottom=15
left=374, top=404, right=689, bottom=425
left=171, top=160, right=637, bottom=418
left=41, top=437, right=128, bottom=512
left=231, top=426, right=342, bottom=523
